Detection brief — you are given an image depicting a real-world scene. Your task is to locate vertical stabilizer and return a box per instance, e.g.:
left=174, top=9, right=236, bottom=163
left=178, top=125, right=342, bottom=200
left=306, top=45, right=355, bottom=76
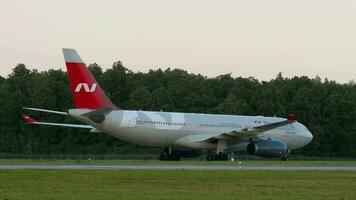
left=62, top=48, right=117, bottom=109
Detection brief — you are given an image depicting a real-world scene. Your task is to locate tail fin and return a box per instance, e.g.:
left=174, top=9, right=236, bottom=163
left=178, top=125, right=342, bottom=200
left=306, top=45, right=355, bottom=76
left=62, top=48, right=117, bottom=109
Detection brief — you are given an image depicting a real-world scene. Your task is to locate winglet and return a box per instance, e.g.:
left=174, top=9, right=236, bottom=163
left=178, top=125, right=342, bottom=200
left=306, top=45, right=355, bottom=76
left=287, top=113, right=297, bottom=121
left=21, top=114, right=37, bottom=123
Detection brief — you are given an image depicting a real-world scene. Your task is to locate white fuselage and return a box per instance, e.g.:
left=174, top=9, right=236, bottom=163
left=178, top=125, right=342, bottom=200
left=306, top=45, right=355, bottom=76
left=69, top=109, right=313, bottom=151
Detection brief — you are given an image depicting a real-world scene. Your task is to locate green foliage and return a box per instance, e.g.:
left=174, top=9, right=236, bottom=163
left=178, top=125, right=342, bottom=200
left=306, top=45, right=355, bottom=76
left=1, top=63, right=356, bottom=157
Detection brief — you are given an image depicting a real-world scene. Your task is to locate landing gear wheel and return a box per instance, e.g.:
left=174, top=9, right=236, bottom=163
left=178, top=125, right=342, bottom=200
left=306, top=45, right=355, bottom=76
left=217, top=153, right=228, bottom=161
left=207, top=152, right=228, bottom=161
left=281, top=157, right=289, bottom=161
left=281, top=150, right=291, bottom=161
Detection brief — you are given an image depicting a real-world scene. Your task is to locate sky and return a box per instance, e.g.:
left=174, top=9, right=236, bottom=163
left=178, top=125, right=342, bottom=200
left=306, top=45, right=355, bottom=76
left=1, top=0, right=356, bottom=82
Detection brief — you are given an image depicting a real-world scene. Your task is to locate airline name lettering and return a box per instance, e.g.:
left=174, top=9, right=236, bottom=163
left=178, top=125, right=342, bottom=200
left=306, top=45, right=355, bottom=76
left=75, top=83, right=97, bottom=93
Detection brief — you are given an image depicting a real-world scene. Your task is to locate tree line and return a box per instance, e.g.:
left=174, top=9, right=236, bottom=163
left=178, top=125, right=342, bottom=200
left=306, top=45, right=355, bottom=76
left=1, top=61, right=356, bottom=157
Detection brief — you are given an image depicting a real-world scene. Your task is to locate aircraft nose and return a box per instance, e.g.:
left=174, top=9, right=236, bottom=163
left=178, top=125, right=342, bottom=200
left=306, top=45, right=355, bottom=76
left=305, top=129, right=313, bottom=144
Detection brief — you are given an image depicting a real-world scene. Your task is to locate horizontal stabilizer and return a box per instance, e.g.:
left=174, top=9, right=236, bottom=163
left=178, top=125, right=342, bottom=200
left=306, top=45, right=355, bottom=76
left=23, top=107, right=68, bottom=115
left=21, top=114, right=36, bottom=123
left=21, top=114, right=92, bottom=129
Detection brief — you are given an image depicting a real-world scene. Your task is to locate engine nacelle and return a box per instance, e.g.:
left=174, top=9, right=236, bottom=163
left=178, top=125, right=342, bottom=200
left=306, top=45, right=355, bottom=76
left=247, top=139, right=288, bottom=158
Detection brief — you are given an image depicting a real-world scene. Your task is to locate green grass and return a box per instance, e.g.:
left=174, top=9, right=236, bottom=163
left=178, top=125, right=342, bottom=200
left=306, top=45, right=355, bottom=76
left=1, top=159, right=356, bottom=166
left=0, top=169, right=355, bottom=200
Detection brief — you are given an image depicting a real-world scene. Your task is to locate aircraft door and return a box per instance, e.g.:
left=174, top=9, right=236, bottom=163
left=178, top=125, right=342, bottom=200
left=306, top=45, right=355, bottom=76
left=121, top=111, right=137, bottom=128
left=127, top=117, right=136, bottom=128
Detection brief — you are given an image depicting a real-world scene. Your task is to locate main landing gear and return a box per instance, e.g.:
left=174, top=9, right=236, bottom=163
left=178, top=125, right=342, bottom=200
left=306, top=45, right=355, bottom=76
left=206, top=151, right=228, bottom=161
left=280, top=157, right=289, bottom=161
left=159, top=147, right=181, bottom=161
left=206, top=139, right=229, bottom=161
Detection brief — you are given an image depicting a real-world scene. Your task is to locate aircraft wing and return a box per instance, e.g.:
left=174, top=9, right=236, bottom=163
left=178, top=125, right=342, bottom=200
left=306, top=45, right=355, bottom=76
left=202, top=114, right=297, bottom=143
left=21, top=114, right=92, bottom=129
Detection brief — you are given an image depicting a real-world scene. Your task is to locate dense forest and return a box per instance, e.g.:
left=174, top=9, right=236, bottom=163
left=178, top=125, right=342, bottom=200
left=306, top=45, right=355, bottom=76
left=1, top=61, right=356, bottom=157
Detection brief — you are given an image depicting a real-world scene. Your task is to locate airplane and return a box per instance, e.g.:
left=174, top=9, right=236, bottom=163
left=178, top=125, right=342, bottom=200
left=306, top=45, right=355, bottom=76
left=21, top=48, right=313, bottom=161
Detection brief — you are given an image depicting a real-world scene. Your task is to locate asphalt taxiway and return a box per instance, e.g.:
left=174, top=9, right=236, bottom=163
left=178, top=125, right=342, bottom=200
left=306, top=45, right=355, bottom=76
left=1, top=163, right=356, bottom=170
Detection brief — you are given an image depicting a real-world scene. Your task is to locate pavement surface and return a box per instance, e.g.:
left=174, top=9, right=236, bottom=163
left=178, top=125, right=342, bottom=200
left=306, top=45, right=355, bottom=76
left=1, top=163, right=356, bottom=170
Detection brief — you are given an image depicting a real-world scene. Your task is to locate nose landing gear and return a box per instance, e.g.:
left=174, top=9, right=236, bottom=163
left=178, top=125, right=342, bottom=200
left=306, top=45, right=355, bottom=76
left=281, top=149, right=291, bottom=161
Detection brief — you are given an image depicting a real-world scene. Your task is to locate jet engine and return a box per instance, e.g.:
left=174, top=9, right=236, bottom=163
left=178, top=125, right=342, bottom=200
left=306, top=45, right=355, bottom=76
left=247, top=139, right=288, bottom=158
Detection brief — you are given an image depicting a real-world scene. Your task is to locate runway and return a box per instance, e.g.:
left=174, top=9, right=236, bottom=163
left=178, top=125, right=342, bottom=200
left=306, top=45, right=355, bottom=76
left=1, top=163, right=356, bottom=170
